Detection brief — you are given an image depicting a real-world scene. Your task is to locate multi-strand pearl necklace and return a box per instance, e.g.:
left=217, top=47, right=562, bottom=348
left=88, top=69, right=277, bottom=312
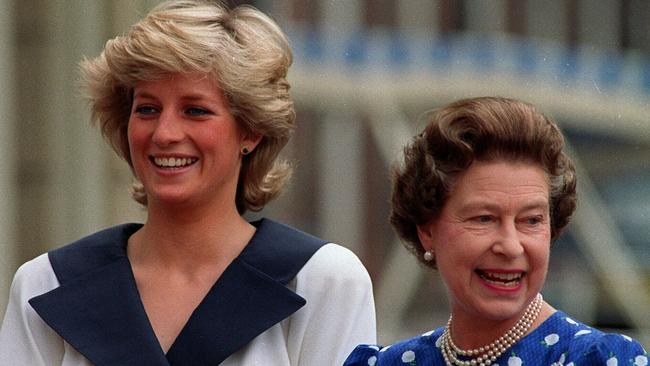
left=440, top=293, right=543, bottom=366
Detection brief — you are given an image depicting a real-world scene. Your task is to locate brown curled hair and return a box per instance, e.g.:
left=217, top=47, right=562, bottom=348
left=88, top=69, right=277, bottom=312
left=390, top=97, right=577, bottom=268
left=79, top=0, right=295, bottom=213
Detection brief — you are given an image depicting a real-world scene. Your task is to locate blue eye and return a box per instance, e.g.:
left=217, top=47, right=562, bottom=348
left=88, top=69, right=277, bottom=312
left=474, top=215, right=493, bottom=223
left=134, top=105, right=158, bottom=115
left=526, top=216, right=543, bottom=225
left=186, top=107, right=210, bottom=117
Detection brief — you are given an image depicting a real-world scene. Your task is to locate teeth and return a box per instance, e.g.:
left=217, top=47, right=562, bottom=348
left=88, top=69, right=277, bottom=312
left=479, top=270, right=523, bottom=285
left=153, top=157, right=197, bottom=168
left=490, top=272, right=522, bottom=281
left=483, top=277, right=519, bottom=288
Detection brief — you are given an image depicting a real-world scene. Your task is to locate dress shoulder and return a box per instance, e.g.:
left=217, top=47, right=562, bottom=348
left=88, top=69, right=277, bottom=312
left=7, top=253, right=59, bottom=300
left=567, top=331, right=647, bottom=365
left=0, top=254, right=64, bottom=365
left=343, top=328, right=444, bottom=366
left=289, top=243, right=377, bottom=366
left=520, top=310, right=647, bottom=365
left=300, top=243, right=371, bottom=285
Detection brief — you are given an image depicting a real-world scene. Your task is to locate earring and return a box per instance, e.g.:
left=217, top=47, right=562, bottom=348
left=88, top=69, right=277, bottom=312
left=241, top=146, right=250, bottom=155
left=423, top=250, right=434, bottom=262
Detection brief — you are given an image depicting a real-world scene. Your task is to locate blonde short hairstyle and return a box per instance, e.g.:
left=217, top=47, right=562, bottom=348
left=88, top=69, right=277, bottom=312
left=79, top=0, right=295, bottom=213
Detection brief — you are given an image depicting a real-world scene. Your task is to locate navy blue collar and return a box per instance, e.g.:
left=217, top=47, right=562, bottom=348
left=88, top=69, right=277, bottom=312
left=29, top=219, right=327, bottom=366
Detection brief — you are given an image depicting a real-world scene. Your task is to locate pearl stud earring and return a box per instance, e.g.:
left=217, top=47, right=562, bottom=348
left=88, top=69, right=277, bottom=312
left=423, top=250, right=434, bottom=261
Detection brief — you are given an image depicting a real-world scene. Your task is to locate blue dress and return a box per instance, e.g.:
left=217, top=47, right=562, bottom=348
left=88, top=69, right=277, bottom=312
left=345, top=310, right=647, bottom=365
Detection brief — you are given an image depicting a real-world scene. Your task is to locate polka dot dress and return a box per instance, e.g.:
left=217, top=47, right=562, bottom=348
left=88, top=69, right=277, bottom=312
left=344, top=311, right=647, bottom=366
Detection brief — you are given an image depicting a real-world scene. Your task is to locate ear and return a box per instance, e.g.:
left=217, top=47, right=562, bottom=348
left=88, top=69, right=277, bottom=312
left=240, top=131, right=263, bottom=153
left=416, top=221, right=435, bottom=252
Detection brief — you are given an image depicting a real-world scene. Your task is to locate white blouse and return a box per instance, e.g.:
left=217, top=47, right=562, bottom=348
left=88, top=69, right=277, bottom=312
left=0, top=242, right=376, bottom=366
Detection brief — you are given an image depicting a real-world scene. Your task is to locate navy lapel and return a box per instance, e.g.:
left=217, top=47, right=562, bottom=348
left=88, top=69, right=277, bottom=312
left=166, top=258, right=305, bottom=364
left=166, top=218, right=327, bottom=364
left=29, top=224, right=169, bottom=366
left=29, top=219, right=327, bottom=366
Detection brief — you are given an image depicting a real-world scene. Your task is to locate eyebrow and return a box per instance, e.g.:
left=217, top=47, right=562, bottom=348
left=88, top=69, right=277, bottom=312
left=458, top=199, right=550, bottom=214
left=521, top=201, right=550, bottom=212
left=132, top=91, right=156, bottom=100
left=132, top=91, right=213, bottom=102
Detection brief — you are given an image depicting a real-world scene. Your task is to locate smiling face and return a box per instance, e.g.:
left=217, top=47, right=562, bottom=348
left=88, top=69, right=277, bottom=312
left=417, top=160, right=551, bottom=325
left=127, top=73, right=260, bottom=210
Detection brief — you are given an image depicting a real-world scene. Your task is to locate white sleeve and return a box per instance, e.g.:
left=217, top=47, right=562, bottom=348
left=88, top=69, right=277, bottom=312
left=286, top=243, right=377, bottom=366
left=0, top=254, right=65, bottom=366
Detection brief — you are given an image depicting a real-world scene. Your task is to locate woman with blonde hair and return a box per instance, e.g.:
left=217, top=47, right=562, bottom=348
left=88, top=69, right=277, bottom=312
left=345, top=97, right=646, bottom=365
left=0, top=1, right=375, bottom=365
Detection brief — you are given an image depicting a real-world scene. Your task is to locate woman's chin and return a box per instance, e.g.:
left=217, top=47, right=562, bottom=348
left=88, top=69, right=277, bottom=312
left=146, top=189, right=195, bottom=207
left=475, top=294, right=537, bottom=323
left=455, top=289, right=534, bottom=323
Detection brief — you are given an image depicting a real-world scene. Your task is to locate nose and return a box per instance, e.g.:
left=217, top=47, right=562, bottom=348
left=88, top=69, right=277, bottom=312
left=491, top=220, right=524, bottom=258
left=151, top=111, right=184, bottom=147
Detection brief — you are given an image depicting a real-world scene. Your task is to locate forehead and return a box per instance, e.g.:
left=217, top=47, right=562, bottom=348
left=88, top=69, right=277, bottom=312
left=132, top=72, right=219, bottom=94
left=446, top=160, right=550, bottom=209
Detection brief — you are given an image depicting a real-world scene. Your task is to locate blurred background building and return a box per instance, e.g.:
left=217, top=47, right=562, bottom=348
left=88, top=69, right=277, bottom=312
left=1, top=0, right=649, bottom=346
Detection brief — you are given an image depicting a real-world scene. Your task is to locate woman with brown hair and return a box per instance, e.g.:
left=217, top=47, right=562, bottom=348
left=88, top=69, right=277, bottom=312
left=0, top=1, right=375, bottom=365
left=345, top=97, right=646, bottom=365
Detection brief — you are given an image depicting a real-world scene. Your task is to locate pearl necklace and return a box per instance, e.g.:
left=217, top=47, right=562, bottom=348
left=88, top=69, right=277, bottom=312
left=440, top=293, right=543, bottom=366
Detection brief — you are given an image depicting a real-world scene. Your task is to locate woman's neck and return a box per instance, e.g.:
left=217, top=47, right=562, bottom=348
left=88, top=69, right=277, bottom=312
left=128, top=199, right=255, bottom=275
